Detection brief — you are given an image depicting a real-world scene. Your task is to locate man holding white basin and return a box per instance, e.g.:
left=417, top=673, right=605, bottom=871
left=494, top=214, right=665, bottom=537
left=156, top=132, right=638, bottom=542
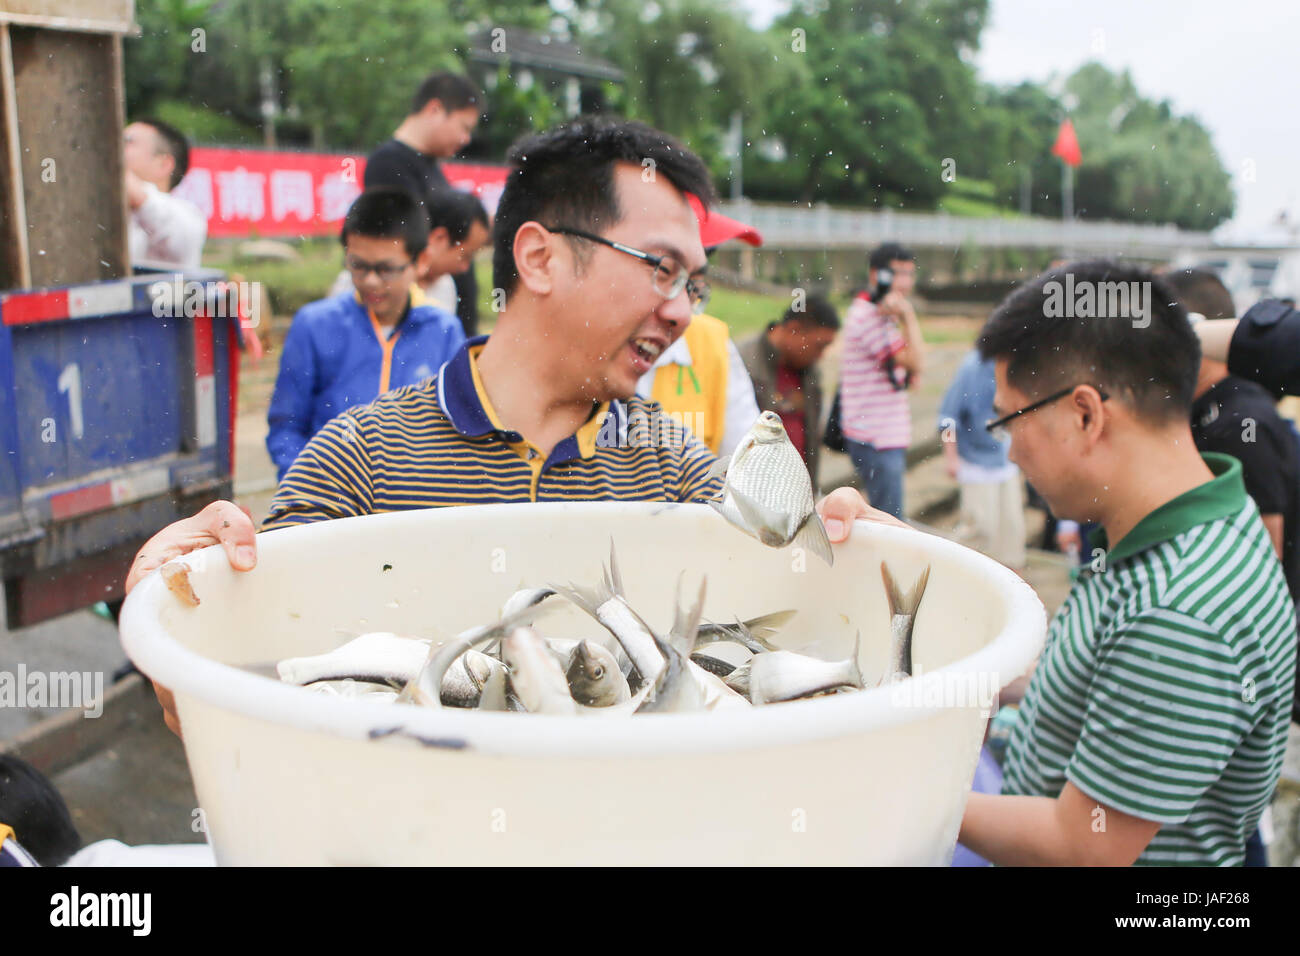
left=126, top=116, right=880, bottom=735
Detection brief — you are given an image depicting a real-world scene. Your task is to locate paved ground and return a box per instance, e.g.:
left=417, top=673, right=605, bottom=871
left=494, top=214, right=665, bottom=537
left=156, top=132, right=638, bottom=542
left=4, top=306, right=1296, bottom=861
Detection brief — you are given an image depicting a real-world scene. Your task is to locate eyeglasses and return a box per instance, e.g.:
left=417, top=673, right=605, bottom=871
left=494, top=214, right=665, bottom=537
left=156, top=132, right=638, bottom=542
left=985, top=385, right=1110, bottom=433
left=345, top=256, right=413, bottom=282
left=544, top=225, right=711, bottom=314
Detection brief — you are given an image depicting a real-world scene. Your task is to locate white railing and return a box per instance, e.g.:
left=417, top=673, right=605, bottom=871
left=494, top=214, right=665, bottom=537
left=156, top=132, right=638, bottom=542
left=718, top=200, right=1216, bottom=254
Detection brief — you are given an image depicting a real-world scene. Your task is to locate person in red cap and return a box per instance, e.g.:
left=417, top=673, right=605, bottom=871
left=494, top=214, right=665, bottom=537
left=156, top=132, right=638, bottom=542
left=633, top=202, right=762, bottom=456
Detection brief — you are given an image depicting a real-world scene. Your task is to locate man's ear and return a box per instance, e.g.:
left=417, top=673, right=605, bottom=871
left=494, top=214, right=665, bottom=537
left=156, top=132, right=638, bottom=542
left=1073, top=385, right=1107, bottom=442
left=427, top=227, right=451, bottom=251
left=513, top=222, right=556, bottom=297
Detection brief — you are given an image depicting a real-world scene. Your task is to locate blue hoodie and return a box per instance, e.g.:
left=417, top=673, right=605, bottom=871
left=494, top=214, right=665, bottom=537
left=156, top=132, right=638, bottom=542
left=267, top=292, right=465, bottom=479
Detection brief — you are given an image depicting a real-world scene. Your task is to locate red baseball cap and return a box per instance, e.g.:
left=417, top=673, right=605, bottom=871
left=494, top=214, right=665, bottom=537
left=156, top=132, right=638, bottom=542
left=689, top=194, right=763, bottom=248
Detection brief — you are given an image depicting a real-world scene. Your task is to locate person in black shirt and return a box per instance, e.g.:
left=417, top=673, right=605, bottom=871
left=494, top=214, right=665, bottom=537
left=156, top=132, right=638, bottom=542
left=366, top=72, right=483, bottom=335
left=1169, top=269, right=1300, bottom=600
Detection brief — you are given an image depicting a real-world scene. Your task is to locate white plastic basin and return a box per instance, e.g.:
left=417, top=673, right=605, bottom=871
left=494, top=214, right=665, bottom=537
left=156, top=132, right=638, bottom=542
left=119, top=502, right=1046, bottom=865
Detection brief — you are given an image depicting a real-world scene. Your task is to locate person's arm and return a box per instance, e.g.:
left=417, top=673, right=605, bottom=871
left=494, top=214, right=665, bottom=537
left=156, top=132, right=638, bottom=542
left=1199, top=300, right=1300, bottom=397
left=880, top=291, right=925, bottom=380
left=262, top=411, right=377, bottom=530
left=265, top=314, right=320, bottom=481
left=130, top=182, right=206, bottom=268
left=125, top=500, right=258, bottom=736
left=960, top=784, right=1160, bottom=866
left=720, top=338, right=761, bottom=457
left=966, top=607, right=1253, bottom=865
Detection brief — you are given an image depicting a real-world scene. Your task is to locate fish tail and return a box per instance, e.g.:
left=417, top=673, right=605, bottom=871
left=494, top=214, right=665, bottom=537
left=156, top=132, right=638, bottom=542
left=848, top=630, right=864, bottom=688
left=881, top=562, right=931, bottom=618
left=606, top=539, right=626, bottom=599
left=668, top=574, right=707, bottom=658
left=740, top=609, right=796, bottom=648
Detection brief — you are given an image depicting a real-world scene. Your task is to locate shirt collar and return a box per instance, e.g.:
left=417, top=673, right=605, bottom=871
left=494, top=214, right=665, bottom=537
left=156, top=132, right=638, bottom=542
left=651, top=334, right=692, bottom=369
left=437, top=336, right=621, bottom=463
left=1099, top=453, right=1248, bottom=563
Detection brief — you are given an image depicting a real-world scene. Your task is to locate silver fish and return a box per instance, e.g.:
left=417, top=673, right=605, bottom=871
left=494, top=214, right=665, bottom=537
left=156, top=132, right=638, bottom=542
left=690, top=651, right=738, bottom=677
left=723, top=659, right=752, bottom=697
left=565, top=640, right=631, bottom=707
left=305, top=679, right=400, bottom=703
left=696, top=609, right=795, bottom=654
left=501, top=586, right=557, bottom=620
left=502, top=627, right=577, bottom=715
left=439, top=650, right=508, bottom=709
left=688, top=660, right=751, bottom=711
left=551, top=542, right=664, bottom=690
left=880, top=562, right=931, bottom=682
left=278, top=632, right=429, bottom=687
left=707, top=411, right=833, bottom=566
left=745, top=635, right=863, bottom=705
left=636, top=576, right=708, bottom=714
left=399, top=602, right=551, bottom=708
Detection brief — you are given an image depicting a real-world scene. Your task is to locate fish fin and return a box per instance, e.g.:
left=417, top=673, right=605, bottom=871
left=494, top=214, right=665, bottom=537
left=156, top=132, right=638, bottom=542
left=741, top=609, right=796, bottom=647
left=848, top=630, right=864, bottom=688
left=667, top=574, right=707, bottom=658
left=606, top=539, right=626, bottom=598
left=728, top=483, right=792, bottom=547
left=549, top=580, right=605, bottom=617
left=704, top=454, right=731, bottom=483
left=792, top=512, right=834, bottom=567
left=881, top=562, right=932, bottom=617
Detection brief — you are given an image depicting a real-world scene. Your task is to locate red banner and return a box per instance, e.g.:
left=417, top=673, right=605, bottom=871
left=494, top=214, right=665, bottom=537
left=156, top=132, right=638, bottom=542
left=172, top=147, right=509, bottom=238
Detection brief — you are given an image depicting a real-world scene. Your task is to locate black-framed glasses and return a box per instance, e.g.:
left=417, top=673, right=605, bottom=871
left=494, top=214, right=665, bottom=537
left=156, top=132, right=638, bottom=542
left=544, top=225, right=711, bottom=314
left=985, top=385, right=1110, bottom=433
left=345, top=255, right=413, bottom=282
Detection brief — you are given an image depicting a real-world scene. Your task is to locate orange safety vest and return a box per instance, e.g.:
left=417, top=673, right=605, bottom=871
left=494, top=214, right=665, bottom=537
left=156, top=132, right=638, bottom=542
left=649, top=314, right=730, bottom=454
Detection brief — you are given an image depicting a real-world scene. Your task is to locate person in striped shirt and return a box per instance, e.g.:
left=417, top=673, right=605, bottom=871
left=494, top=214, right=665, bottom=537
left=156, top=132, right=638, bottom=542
left=838, top=243, right=925, bottom=518
left=964, top=261, right=1295, bottom=865
left=821, top=260, right=1297, bottom=865
left=127, top=117, right=731, bottom=736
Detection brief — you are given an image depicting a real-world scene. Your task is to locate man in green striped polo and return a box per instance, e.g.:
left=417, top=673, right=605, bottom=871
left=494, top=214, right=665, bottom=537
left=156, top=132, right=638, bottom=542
left=953, top=260, right=1297, bottom=865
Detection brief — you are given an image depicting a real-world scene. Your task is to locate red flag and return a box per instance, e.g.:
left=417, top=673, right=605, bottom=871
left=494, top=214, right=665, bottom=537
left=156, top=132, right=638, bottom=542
left=1051, top=119, right=1082, bottom=167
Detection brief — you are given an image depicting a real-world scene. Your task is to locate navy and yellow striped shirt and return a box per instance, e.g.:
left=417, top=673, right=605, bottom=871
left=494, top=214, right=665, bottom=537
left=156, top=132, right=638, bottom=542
left=263, top=337, right=723, bottom=529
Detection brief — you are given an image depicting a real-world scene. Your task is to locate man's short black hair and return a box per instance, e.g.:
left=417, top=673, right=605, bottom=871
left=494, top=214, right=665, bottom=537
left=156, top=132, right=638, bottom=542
left=782, top=293, right=840, bottom=330
left=340, top=187, right=431, bottom=259
left=428, top=189, right=489, bottom=244
left=136, top=117, right=190, bottom=190
left=411, top=72, right=481, bottom=115
left=869, top=242, right=915, bottom=272
left=977, top=259, right=1199, bottom=426
left=0, top=755, right=81, bottom=866
left=491, top=116, right=718, bottom=300
left=1162, top=267, right=1236, bottom=321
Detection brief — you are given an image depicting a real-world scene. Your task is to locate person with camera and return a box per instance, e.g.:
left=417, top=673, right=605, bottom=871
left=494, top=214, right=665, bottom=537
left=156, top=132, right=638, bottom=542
left=835, top=242, right=925, bottom=518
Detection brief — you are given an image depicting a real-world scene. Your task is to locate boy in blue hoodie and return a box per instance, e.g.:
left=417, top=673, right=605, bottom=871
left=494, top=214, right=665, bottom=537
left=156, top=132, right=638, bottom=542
left=267, top=187, right=467, bottom=479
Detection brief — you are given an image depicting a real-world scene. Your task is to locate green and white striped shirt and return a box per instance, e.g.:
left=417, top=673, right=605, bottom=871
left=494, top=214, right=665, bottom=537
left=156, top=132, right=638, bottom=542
left=1002, top=453, right=1298, bottom=866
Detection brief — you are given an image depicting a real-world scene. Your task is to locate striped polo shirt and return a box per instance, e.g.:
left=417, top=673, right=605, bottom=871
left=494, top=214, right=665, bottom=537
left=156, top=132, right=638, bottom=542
left=1001, top=453, right=1298, bottom=866
left=839, top=293, right=911, bottom=449
left=263, top=337, right=722, bottom=528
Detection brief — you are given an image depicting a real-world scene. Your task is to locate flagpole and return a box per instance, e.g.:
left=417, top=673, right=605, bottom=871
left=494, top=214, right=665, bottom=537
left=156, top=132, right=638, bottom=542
left=1062, top=163, right=1073, bottom=222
